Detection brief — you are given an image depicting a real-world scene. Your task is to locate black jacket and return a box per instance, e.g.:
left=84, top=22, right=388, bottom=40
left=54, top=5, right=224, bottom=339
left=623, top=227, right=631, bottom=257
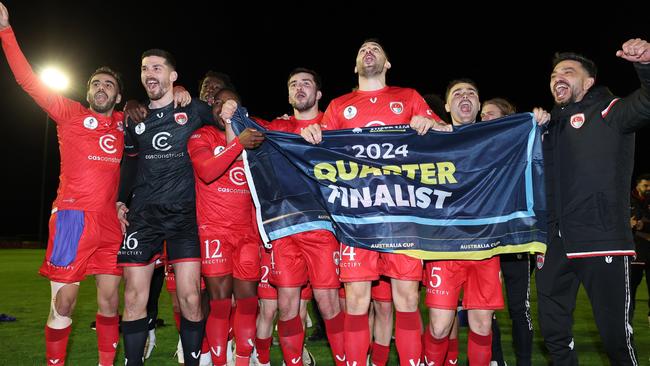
left=543, top=63, right=650, bottom=258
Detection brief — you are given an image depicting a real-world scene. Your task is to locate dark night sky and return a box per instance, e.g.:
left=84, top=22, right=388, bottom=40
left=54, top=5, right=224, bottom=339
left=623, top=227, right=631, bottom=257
left=0, top=1, right=647, bottom=239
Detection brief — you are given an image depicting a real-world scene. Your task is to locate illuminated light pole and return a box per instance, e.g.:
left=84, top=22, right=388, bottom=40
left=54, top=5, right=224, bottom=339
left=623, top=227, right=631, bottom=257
left=38, top=66, right=69, bottom=244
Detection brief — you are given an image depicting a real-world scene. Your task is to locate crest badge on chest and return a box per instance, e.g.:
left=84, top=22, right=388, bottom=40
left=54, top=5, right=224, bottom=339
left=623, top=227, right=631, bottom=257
left=570, top=113, right=585, bottom=129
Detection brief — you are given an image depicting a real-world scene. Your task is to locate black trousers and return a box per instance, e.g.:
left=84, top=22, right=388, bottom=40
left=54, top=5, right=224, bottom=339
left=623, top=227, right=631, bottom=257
left=536, top=235, right=638, bottom=366
left=494, top=254, right=533, bottom=366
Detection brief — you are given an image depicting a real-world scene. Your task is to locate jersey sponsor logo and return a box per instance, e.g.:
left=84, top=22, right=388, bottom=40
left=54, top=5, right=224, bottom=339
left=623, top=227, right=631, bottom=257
left=344, top=105, right=357, bottom=119
left=536, top=254, right=545, bottom=269
left=99, top=134, right=118, bottom=154
left=83, top=116, right=98, bottom=130
left=214, top=145, right=226, bottom=155
left=174, top=112, right=188, bottom=126
left=570, top=113, right=585, bottom=129
left=156, top=112, right=164, bottom=119
left=369, top=97, right=377, bottom=103
left=229, top=166, right=247, bottom=186
left=135, top=122, right=146, bottom=135
left=390, top=101, right=404, bottom=114
left=152, top=132, right=172, bottom=151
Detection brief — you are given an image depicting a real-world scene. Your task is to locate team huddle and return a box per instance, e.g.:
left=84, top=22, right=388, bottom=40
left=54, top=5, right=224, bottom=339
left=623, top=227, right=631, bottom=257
left=1, top=2, right=650, bottom=366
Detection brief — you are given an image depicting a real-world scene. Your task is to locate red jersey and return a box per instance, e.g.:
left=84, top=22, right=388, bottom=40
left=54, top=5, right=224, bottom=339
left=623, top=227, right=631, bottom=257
left=1, top=27, right=124, bottom=212
left=188, top=125, right=254, bottom=230
left=321, top=86, right=439, bottom=130
left=268, top=112, right=324, bottom=133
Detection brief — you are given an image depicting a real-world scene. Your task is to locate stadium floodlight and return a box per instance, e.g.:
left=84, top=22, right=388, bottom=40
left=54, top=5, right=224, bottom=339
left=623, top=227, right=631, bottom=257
left=40, top=66, right=69, bottom=91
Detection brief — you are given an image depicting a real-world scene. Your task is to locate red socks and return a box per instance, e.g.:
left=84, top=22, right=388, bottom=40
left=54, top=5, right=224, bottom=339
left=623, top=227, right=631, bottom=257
left=324, top=311, right=346, bottom=365
left=395, top=311, right=422, bottom=365
left=468, top=331, right=492, bottom=366
left=96, top=314, right=119, bottom=366
left=45, top=325, right=71, bottom=366
left=277, top=315, right=304, bottom=365
left=445, top=337, right=459, bottom=365
left=206, top=299, right=231, bottom=365
left=344, top=313, right=370, bottom=366
left=424, top=328, right=448, bottom=366
left=371, top=342, right=390, bottom=366
left=234, top=296, right=258, bottom=362
left=254, top=337, right=272, bottom=364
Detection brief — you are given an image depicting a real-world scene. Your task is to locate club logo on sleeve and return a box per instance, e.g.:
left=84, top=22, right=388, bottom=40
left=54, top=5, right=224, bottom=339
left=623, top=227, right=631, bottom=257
left=389, top=101, right=404, bottom=114
left=135, top=122, right=146, bottom=135
left=116, top=120, right=124, bottom=132
left=83, top=116, right=98, bottom=130
left=214, top=146, right=225, bottom=155
left=343, top=105, right=357, bottom=119
left=570, top=113, right=585, bottom=129
left=174, top=112, right=188, bottom=125
left=364, top=121, right=386, bottom=127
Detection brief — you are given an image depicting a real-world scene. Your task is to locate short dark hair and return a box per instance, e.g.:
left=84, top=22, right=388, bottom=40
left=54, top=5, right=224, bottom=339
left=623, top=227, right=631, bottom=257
left=87, top=66, right=122, bottom=94
left=360, top=38, right=389, bottom=61
left=553, top=52, right=597, bottom=78
left=215, top=87, right=242, bottom=105
left=200, top=71, right=234, bottom=90
left=445, top=78, right=479, bottom=102
left=483, top=97, right=516, bottom=116
left=288, top=67, right=321, bottom=90
left=636, top=173, right=650, bottom=183
left=141, top=48, right=176, bottom=70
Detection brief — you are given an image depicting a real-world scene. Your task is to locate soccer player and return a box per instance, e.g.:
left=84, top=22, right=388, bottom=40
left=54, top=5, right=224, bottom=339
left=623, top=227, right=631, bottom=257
left=117, top=48, right=214, bottom=366
left=537, top=38, right=650, bottom=365
left=0, top=3, right=123, bottom=365
left=300, top=39, right=450, bottom=366
left=265, top=68, right=346, bottom=365
left=188, top=87, right=264, bottom=366
left=423, top=79, right=549, bottom=366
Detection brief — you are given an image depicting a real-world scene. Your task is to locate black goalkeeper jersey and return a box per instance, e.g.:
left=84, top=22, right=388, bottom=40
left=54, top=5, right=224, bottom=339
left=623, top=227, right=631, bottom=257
left=124, top=98, right=213, bottom=209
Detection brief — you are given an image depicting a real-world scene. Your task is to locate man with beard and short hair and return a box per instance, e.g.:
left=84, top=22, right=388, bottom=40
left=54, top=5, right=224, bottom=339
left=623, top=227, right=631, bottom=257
left=300, top=39, right=450, bottom=366
left=0, top=3, right=125, bottom=365
left=117, top=48, right=215, bottom=366
left=536, top=38, right=650, bottom=366
left=262, top=68, right=346, bottom=366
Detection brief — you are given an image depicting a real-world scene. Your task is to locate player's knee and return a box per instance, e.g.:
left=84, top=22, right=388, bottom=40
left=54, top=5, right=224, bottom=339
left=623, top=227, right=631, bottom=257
left=429, top=322, right=451, bottom=339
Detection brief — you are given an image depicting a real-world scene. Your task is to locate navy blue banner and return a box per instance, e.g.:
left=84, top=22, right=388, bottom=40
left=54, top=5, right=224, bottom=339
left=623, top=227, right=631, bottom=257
left=232, top=109, right=546, bottom=259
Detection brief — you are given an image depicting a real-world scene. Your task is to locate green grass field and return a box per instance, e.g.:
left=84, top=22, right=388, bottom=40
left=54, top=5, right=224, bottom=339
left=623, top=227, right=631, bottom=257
left=0, top=249, right=648, bottom=365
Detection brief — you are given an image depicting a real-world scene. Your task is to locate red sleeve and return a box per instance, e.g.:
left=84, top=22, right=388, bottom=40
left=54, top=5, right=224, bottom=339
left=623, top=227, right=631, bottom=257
left=188, top=133, right=244, bottom=184
left=321, top=101, right=340, bottom=130
left=0, top=27, right=75, bottom=123
left=411, top=89, right=442, bottom=122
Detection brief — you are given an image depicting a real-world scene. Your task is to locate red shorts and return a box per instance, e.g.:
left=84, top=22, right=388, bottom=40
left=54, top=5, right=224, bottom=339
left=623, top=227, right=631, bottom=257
left=258, top=248, right=312, bottom=300
left=269, top=230, right=340, bottom=289
left=200, top=229, right=261, bottom=281
left=39, top=209, right=122, bottom=283
left=338, top=277, right=392, bottom=301
left=339, top=244, right=422, bottom=282
left=424, top=257, right=504, bottom=310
